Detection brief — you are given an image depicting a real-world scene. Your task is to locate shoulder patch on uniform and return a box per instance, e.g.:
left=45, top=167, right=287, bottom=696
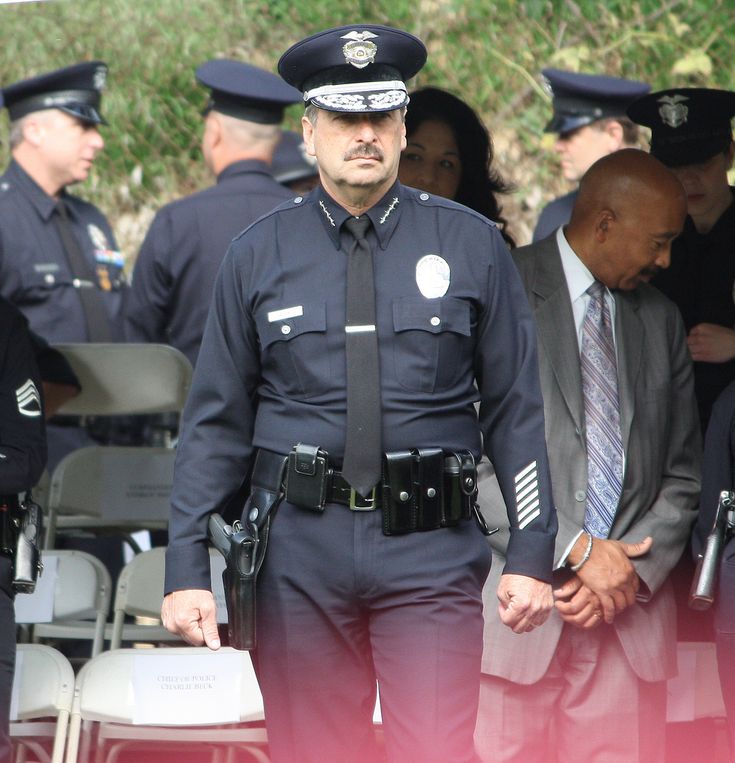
left=16, top=379, right=42, bottom=418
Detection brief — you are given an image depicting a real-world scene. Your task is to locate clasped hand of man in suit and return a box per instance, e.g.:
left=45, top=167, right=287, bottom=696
left=553, top=535, right=653, bottom=629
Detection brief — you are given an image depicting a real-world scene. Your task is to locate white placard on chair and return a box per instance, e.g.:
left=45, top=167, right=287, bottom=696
left=132, top=652, right=241, bottom=725
left=14, top=554, right=58, bottom=623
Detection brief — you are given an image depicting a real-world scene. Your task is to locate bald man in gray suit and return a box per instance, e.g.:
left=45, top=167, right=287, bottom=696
left=475, top=150, right=701, bottom=763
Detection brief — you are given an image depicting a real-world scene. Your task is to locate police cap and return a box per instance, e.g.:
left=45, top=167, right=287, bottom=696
left=542, top=68, right=649, bottom=135
left=271, top=130, right=319, bottom=186
left=627, top=87, right=735, bottom=167
left=278, top=24, right=426, bottom=113
left=2, top=61, right=108, bottom=125
left=196, top=59, right=301, bottom=125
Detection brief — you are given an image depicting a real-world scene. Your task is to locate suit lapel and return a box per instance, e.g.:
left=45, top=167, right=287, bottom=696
left=613, top=290, right=643, bottom=453
left=527, top=241, right=585, bottom=432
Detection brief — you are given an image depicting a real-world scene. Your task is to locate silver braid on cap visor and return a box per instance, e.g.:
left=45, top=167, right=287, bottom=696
left=304, top=80, right=408, bottom=111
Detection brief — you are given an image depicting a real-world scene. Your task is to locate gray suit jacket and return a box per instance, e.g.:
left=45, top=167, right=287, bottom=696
left=479, top=235, right=701, bottom=684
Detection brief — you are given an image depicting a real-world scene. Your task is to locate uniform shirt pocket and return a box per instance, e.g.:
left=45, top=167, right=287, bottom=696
left=20, top=268, right=70, bottom=303
left=257, top=301, right=330, bottom=398
left=392, top=297, right=472, bottom=392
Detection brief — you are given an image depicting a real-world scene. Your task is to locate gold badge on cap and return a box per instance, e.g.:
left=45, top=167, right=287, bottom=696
left=657, top=94, right=689, bottom=129
left=341, top=31, right=378, bottom=69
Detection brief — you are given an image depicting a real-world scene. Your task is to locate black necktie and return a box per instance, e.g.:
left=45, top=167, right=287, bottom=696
left=54, top=200, right=113, bottom=342
left=341, top=216, right=382, bottom=498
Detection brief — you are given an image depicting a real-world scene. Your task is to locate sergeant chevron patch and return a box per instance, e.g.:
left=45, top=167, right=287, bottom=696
left=515, top=460, right=540, bottom=528
left=16, top=378, right=42, bottom=417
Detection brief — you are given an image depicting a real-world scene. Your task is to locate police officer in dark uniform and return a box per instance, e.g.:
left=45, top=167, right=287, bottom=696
left=0, top=62, right=123, bottom=342
left=0, top=62, right=124, bottom=468
left=162, top=24, right=557, bottom=763
left=628, top=88, right=735, bottom=432
left=0, top=297, right=46, bottom=763
left=533, top=69, right=649, bottom=242
left=125, top=60, right=301, bottom=367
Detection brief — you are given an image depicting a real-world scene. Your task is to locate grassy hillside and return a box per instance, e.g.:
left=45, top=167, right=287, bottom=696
left=1, top=0, right=733, bottom=253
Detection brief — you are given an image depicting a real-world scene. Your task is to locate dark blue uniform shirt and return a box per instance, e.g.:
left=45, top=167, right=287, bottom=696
left=532, top=190, right=577, bottom=242
left=125, top=159, right=296, bottom=366
left=0, top=160, right=125, bottom=342
left=165, top=182, right=557, bottom=592
left=652, top=190, right=735, bottom=431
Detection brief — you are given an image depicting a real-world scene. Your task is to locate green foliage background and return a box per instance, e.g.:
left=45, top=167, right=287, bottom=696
left=1, top=0, right=733, bottom=252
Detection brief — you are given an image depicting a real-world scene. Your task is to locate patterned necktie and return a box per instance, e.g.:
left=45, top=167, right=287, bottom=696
left=341, top=216, right=382, bottom=498
left=581, top=281, right=623, bottom=538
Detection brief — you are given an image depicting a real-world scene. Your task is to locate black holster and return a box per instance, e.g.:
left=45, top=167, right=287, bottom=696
left=382, top=449, right=477, bottom=535
left=208, top=451, right=286, bottom=650
left=1, top=493, right=44, bottom=594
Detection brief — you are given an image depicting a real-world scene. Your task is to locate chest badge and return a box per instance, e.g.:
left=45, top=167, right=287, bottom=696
left=87, top=224, right=109, bottom=251
left=416, top=254, right=450, bottom=299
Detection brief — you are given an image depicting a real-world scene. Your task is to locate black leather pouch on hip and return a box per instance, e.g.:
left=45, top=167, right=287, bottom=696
left=381, top=448, right=448, bottom=535
left=382, top=450, right=416, bottom=534
left=284, top=444, right=329, bottom=511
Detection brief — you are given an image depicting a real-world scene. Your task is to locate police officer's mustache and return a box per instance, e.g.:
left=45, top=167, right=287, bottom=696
left=344, top=146, right=384, bottom=161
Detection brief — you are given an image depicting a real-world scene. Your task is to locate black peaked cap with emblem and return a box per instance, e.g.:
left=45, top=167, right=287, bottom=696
left=542, top=68, right=650, bottom=135
left=278, top=24, right=427, bottom=113
left=2, top=61, right=109, bottom=125
left=627, top=88, right=735, bottom=167
left=196, top=59, right=301, bottom=124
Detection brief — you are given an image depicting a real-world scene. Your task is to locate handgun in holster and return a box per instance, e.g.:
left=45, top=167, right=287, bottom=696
left=208, top=467, right=284, bottom=650
left=0, top=492, right=44, bottom=594
left=690, top=490, right=735, bottom=610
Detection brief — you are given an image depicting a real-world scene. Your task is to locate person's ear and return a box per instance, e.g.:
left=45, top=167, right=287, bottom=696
left=302, top=115, right=316, bottom=158
left=604, top=120, right=624, bottom=150
left=595, top=209, right=615, bottom=242
left=22, top=117, right=44, bottom=149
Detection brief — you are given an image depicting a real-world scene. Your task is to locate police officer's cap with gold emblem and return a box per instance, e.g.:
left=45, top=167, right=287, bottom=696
left=196, top=59, right=301, bottom=124
left=278, top=24, right=427, bottom=113
left=627, top=88, right=735, bottom=167
left=2, top=61, right=109, bottom=125
left=542, top=68, right=650, bottom=135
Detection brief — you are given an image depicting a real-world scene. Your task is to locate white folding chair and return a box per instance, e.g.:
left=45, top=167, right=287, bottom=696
left=52, top=343, right=191, bottom=419
left=65, top=647, right=269, bottom=763
left=109, top=547, right=227, bottom=650
left=45, top=343, right=192, bottom=550
left=45, top=446, right=176, bottom=551
left=10, top=644, right=75, bottom=763
left=18, top=550, right=112, bottom=659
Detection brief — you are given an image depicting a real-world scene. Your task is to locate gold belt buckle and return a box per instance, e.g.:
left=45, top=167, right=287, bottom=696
left=349, top=487, right=377, bottom=511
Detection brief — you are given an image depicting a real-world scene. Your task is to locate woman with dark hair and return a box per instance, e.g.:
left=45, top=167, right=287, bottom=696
left=399, top=86, right=516, bottom=247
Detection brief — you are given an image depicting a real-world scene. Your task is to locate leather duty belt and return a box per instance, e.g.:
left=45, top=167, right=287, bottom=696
left=252, top=445, right=489, bottom=536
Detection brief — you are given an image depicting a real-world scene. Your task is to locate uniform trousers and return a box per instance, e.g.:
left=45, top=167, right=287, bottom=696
left=254, top=500, right=491, bottom=763
left=474, top=621, right=666, bottom=763
left=0, top=556, right=14, bottom=763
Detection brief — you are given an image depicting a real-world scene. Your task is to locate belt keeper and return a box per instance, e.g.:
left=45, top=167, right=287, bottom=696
left=569, top=532, right=593, bottom=572
left=458, top=450, right=477, bottom=496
